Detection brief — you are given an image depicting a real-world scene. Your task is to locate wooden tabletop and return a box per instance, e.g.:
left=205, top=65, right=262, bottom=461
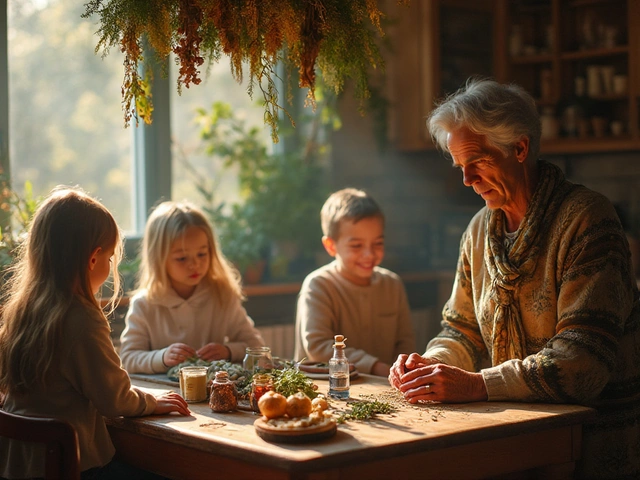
left=109, top=374, right=596, bottom=480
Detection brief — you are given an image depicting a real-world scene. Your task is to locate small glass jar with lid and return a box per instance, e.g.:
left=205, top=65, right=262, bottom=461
left=242, top=346, right=274, bottom=375
left=250, top=373, right=274, bottom=413
left=209, top=371, right=238, bottom=413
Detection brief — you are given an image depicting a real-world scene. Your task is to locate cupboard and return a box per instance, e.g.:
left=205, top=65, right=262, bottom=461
left=386, top=0, right=497, bottom=151
left=388, top=0, right=640, bottom=154
left=496, top=0, right=640, bottom=154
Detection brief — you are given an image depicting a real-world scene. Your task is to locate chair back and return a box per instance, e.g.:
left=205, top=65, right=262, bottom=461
left=0, top=409, right=81, bottom=480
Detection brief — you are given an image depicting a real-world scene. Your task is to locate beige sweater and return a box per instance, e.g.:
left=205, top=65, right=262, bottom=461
left=0, top=299, right=157, bottom=478
left=295, top=261, right=416, bottom=373
left=120, top=280, right=265, bottom=373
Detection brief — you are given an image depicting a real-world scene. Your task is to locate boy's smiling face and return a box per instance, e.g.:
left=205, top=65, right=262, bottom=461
left=322, top=216, right=385, bottom=286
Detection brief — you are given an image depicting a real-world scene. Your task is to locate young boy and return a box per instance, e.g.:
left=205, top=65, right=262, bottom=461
left=294, top=188, right=416, bottom=377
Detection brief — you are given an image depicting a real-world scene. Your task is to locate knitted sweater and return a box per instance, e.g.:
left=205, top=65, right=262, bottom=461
left=426, top=162, right=640, bottom=479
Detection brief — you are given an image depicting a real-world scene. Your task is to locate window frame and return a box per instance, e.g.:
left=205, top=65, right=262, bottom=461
left=0, top=5, right=171, bottom=254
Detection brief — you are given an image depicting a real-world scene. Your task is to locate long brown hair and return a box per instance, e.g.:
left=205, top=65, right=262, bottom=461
left=0, top=187, right=123, bottom=394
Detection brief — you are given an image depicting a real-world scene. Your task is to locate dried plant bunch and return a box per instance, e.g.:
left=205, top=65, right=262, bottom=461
left=82, top=0, right=407, bottom=141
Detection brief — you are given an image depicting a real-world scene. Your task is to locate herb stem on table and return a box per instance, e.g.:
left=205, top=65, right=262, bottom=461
left=336, top=400, right=395, bottom=423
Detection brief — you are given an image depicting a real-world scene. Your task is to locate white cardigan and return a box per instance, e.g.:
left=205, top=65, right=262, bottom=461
left=119, top=281, right=265, bottom=373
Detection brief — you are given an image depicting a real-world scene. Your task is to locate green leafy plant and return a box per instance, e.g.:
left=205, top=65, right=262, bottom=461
left=81, top=0, right=407, bottom=140
left=180, top=94, right=332, bottom=281
left=270, top=367, right=319, bottom=399
left=0, top=176, right=39, bottom=278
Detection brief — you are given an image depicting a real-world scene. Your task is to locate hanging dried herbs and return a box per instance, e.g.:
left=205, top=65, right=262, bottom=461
left=82, top=0, right=408, bottom=141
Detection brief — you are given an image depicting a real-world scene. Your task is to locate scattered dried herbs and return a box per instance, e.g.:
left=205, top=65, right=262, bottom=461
left=336, top=400, right=395, bottom=424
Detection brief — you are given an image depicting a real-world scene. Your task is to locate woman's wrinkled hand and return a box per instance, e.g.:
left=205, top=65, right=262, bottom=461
left=398, top=363, right=488, bottom=404
left=388, top=353, right=434, bottom=389
left=153, top=391, right=191, bottom=416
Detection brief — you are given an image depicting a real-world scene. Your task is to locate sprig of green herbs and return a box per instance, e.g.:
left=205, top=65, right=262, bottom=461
left=270, top=367, right=318, bottom=399
left=337, top=400, right=395, bottom=424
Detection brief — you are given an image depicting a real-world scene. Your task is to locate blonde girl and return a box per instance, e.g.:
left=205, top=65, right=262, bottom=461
left=119, top=201, right=265, bottom=373
left=0, top=187, right=189, bottom=479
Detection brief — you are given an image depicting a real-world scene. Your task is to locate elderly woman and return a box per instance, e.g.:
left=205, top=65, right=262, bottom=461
left=389, top=78, right=640, bottom=479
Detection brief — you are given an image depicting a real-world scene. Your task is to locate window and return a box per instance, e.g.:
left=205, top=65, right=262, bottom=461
left=7, top=0, right=133, bottom=230
left=3, top=0, right=331, bottom=284
left=170, top=58, right=273, bottom=211
left=5, top=0, right=274, bottom=238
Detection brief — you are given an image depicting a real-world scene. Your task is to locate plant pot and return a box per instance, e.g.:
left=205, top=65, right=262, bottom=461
left=243, top=260, right=266, bottom=285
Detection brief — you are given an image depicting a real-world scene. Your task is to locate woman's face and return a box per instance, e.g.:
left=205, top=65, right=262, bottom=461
left=165, top=226, right=211, bottom=299
left=447, top=126, right=529, bottom=217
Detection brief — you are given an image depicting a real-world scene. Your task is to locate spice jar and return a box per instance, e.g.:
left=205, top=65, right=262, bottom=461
left=250, top=373, right=273, bottom=413
left=178, top=366, right=208, bottom=403
left=209, top=371, right=238, bottom=413
left=242, top=346, right=274, bottom=375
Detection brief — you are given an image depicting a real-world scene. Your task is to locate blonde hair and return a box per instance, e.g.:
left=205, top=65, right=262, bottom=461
left=320, top=188, right=384, bottom=240
left=0, top=186, right=123, bottom=394
left=137, top=201, right=243, bottom=305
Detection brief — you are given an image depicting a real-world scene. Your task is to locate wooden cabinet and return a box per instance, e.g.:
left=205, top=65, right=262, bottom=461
left=387, top=0, right=640, bottom=154
left=495, top=0, right=640, bottom=154
left=386, top=0, right=497, bottom=151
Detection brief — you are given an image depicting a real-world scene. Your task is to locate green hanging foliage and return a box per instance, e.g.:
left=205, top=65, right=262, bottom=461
left=82, top=0, right=409, bottom=141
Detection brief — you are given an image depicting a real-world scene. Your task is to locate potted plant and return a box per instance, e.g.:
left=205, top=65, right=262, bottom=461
left=181, top=98, right=332, bottom=283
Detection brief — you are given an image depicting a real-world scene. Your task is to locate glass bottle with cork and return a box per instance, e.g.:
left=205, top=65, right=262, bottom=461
left=329, top=335, right=350, bottom=399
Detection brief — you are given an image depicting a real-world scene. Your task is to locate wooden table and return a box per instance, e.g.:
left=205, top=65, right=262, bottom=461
left=108, top=375, right=595, bottom=480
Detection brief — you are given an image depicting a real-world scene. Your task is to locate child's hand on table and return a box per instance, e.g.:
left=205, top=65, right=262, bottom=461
left=163, top=343, right=197, bottom=367
left=196, top=343, right=231, bottom=362
left=153, top=391, right=191, bottom=416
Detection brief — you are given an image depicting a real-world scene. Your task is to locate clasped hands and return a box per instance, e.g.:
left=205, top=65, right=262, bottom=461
left=162, top=342, right=231, bottom=367
left=388, top=353, right=488, bottom=403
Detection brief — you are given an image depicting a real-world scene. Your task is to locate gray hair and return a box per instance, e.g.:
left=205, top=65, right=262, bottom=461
left=427, top=78, right=541, bottom=162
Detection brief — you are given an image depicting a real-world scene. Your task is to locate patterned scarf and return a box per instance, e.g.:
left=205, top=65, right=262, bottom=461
left=484, top=161, right=575, bottom=365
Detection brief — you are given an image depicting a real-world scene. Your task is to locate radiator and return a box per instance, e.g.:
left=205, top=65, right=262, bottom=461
left=257, top=324, right=296, bottom=360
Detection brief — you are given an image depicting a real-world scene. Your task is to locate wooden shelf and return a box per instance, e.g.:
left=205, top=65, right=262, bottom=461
left=496, top=0, right=639, bottom=154
left=569, top=0, right=624, bottom=7
left=561, top=45, right=629, bottom=61
left=510, top=53, right=554, bottom=65
left=541, top=137, right=640, bottom=154
left=388, top=0, right=639, bottom=155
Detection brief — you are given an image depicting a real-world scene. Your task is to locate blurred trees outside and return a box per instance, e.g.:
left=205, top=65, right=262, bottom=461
left=8, top=0, right=272, bottom=235
left=8, top=0, right=132, bottom=228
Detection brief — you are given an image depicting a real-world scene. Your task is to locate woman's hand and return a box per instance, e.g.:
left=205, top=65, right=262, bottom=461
left=152, top=392, right=191, bottom=416
left=398, top=363, right=488, bottom=404
left=162, top=343, right=197, bottom=367
left=196, top=343, right=231, bottom=362
left=388, top=353, right=435, bottom=389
